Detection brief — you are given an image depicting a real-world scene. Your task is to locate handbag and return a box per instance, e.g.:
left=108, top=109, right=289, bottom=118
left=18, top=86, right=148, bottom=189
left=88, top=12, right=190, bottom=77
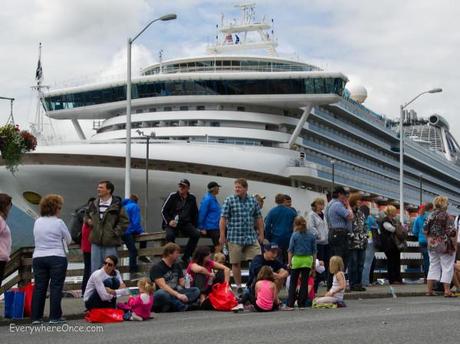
left=393, top=224, right=407, bottom=251
left=208, top=282, right=238, bottom=311
left=428, top=236, right=447, bottom=254
left=84, top=308, right=124, bottom=323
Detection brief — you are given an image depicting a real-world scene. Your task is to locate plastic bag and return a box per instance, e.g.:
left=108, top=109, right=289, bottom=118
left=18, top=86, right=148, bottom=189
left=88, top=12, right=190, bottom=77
left=208, top=282, right=238, bottom=311
left=85, top=308, right=124, bottom=323
left=4, top=290, right=25, bottom=319
left=21, top=282, right=35, bottom=317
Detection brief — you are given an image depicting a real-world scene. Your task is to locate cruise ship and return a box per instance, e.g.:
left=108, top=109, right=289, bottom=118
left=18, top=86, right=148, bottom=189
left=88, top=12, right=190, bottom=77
left=2, top=4, right=460, bottom=230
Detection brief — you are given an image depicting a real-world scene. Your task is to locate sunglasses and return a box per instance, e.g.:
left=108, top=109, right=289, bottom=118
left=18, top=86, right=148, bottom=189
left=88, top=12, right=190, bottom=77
left=103, top=261, right=114, bottom=267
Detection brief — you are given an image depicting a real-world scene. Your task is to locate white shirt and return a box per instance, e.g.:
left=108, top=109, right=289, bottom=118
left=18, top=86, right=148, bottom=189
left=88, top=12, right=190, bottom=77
left=99, top=197, right=112, bottom=220
left=83, top=268, right=123, bottom=302
left=33, top=216, right=72, bottom=258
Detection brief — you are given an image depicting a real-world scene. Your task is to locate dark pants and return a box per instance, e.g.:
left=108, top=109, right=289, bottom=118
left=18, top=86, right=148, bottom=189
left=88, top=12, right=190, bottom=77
left=203, top=230, right=220, bottom=249
left=152, top=287, right=200, bottom=312
left=165, top=223, right=200, bottom=262
left=0, top=260, right=6, bottom=288
left=123, top=233, right=138, bottom=273
left=384, top=249, right=402, bottom=284
left=348, top=249, right=365, bottom=288
left=81, top=252, right=91, bottom=295
left=31, top=256, right=68, bottom=321
left=328, top=230, right=349, bottom=288
left=419, top=243, right=429, bottom=278
left=314, top=244, right=330, bottom=292
left=193, top=270, right=225, bottom=295
left=288, top=267, right=311, bottom=308
left=85, top=276, right=120, bottom=310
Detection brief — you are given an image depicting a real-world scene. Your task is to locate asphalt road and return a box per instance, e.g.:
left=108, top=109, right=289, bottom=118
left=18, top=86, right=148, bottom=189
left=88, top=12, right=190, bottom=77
left=2, top=297, right=460, bottom=344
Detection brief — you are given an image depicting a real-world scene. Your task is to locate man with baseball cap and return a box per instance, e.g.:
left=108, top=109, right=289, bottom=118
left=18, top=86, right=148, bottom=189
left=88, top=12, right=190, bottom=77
left=161, top=179, right=200, bottom=264
left=198, top=181, right=222, bottom=252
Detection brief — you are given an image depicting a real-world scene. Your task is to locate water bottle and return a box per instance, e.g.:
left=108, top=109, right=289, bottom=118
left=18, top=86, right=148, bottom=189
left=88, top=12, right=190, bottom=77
left=389, top=286, right=397, bottom=298
left=174, top=214, right=179, bottom=225
left=184, top=273, right=191, bottom=289
left=222, top=244, right=229, bottom=257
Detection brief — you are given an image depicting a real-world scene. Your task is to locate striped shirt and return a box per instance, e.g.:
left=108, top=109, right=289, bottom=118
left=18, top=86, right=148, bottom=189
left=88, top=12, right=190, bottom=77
left=99, top=197, right=112, bottom=220
left=221, top=194, right=261, bottom=245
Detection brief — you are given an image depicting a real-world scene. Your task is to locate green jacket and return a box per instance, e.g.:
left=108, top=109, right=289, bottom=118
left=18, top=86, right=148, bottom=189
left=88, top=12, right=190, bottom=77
left=88, top=196, right=129, bottom=246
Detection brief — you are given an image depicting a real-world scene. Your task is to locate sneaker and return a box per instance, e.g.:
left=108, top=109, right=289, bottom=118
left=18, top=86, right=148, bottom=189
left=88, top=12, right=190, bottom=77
left=49, top=318, right=66, bottom=325
left=139, top=256, right=151, bottom=263
left=130, top=313, right=143, bottom=321
left=279, top=304, right=294, bottom=311
left=130, top=272, right=145, bottom=280
left=232, top=304, right=244, bottom=313
left=31, top=320, right=43, bottom=326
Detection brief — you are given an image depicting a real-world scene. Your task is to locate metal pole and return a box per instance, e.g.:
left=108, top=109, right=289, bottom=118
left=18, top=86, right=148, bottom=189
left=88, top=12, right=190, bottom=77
left=125, top=38, right=132, bottom=199
left=331, top=160, right=335, bottom=193
left=399, top=105, right=404, bottom=225
left=145, top=136, right=150, bottom=231
left=419, top=174, right=423, bottom=206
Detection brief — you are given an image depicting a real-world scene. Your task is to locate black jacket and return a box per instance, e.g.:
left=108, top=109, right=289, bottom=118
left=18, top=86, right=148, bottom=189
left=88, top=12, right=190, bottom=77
left=161, top=192, right=198, bottom=229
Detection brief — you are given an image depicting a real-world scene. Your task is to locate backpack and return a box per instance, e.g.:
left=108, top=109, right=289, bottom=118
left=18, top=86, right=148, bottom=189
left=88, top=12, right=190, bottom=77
left=69, top=203, right=90, bottom=245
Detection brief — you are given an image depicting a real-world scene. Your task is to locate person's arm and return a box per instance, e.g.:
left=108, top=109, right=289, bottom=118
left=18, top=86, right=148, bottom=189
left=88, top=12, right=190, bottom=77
left=219, top=217, right=227, bottom=246
left=132, top=204, right=143, bottom=232
left=115, top=207, right=130, bottom=237
left=264, top=210, right=273, bottom=241
left=255, top=281, right=261, bottom=295
left=60, top=220, right=72, bottom=245
left=308, top=213, right=320, bottom=240
left=161, top=193, right=176, bottom=227
left=256, top=217, right=264, bottom=243
left=383, top=221, right=396, bottom=233
left=94, top=273, right=115, bottom=301
left=190, top=262, right=213, bottom=276
left=342, top=199, right=354, bottom=220
left=287, top=234, right=295, bottom=268
left=213, top=261, right=230, bottom=282
left=273, top=268, right=289, bottom=280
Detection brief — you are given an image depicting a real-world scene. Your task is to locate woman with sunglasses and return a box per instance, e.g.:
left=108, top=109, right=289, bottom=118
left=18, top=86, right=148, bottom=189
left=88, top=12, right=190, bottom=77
left=84, top=255, right=127, bottom=310
left=31, top=194, right=72, bottom=325
left=0, top=193, right=12, bottom=288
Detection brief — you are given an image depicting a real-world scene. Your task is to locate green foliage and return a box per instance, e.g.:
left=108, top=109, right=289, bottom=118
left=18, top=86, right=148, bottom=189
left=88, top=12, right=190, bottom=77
left=0, top=124, right=37, bottom=173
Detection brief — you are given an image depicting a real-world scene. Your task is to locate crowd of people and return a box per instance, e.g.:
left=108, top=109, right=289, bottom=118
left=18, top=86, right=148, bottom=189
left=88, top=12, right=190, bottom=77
left=1, top=176, right=460, bottom=323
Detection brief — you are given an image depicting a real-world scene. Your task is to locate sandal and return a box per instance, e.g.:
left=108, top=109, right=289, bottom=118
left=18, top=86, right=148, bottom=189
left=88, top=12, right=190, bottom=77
left=444, top=293, right=457, bottom=298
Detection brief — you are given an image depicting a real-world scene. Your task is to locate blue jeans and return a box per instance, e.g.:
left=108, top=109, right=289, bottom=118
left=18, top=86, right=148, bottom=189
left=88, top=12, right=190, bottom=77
left=85, top=276, right=120, bottom=310
left=419, top=243, right=429, bottom=277
left=31, top=256, right=68, bottom=321
left=348, top=249, right=365, bottom=288
left=123, top=233, right=138, bottom=273
left=91, top=244, right=118, bottom=273
left=362, top=243, right=375, bottom=286
left=152, top=287, right=200, bottom=312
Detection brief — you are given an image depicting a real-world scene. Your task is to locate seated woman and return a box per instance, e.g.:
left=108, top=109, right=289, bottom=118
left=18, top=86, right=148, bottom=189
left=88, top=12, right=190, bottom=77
left=186, top=246, right=230, bottom=302
left=84, top=255, right=126, bottom=310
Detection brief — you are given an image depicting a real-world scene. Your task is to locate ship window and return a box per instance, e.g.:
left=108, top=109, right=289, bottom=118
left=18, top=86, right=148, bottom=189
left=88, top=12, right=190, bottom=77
left=180, top=106, right=189, bottom=111
left=164, top=106, right=172, bottom=111
left=149, top=108, right=156, bottom=112
left=135, top=109, right=143, bottom=114
left=210, top=121, right=220, bottom=127
left=196, top=105, right=205, bottom=110
left=237, top=106, right=245, bottom=112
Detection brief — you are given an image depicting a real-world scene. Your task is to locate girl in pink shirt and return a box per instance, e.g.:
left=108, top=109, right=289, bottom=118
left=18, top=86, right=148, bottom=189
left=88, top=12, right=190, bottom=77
left=254, top=266, right=279, bottom=312
left=118, top=278, right=154, bottom=321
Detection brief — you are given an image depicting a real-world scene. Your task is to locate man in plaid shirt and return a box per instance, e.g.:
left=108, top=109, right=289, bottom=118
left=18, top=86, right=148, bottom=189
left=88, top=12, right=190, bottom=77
left=219, top=178, right=264, bottom=293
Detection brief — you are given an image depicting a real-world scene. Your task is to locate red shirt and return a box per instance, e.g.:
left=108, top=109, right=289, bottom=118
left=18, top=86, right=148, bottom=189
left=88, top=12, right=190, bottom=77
left=81, top=223, right=92, bottom=253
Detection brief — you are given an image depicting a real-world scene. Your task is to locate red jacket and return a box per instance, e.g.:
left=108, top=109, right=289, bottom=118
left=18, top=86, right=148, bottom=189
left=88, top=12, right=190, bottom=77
left=81, top=223, right=92, bottom=253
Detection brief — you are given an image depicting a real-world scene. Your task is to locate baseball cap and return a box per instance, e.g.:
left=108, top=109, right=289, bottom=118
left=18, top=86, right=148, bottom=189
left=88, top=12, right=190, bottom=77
left=254, top=194, right=266, bottom=200
left=178, top=179, right=190, bottom=187
left=334, top=186, right=349, bottom=196
left=263, top=242, right=279, bottom=251
left=207, top=181, right=221, bottom=190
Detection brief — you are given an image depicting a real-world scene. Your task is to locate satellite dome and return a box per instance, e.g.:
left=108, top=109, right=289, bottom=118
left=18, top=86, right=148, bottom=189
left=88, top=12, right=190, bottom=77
left=348, top=84, right=368, bottom=104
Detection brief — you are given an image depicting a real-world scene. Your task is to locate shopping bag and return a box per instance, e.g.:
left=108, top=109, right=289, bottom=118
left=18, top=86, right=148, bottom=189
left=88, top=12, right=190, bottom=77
left=208, top=282, right=238, bottom=311
left=4, top=290, right=25, bottom=319
left=84, top=308, right=124, bottom=323
left=20, top=283, right=35, bottom=317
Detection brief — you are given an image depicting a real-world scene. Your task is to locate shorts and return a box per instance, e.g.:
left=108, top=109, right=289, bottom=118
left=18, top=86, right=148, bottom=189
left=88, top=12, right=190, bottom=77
left=228, top=241, right=261, bottom=264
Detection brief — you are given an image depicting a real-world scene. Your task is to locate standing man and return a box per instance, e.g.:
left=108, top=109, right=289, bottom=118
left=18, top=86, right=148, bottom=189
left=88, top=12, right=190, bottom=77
left=198, top=181, right=222, bottom=253
left=220, top=178, right=264, bottom=294
left=161, top=179, right=200, bottom=264
left=325, top=186, right=353, bottom=287
left=88, top=181, right=129, bottom=273
left=264, top=193, right=297, bottom=264
left=412, top=202, right=433, bottom=281
left=122, top=194, right=144, bottom=276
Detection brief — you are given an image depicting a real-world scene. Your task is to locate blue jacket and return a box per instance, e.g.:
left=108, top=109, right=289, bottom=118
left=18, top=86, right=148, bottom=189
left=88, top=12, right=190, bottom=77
left=412, top=213, right=428, bottom=245
left=264, top=205, right=297, bottom=250
left=288, top=231, right=317, bottom=256
left=198, top=192, right=221, bottom=230
left=122, top=199, right=144, bottom=235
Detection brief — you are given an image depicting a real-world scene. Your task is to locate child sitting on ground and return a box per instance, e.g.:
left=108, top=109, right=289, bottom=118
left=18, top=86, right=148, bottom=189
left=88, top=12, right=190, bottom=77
left=118, top=278, right=154, bottom=321
left=254, top=266, right=279, bottom=312
left=313, top=256, right=346, bottom=308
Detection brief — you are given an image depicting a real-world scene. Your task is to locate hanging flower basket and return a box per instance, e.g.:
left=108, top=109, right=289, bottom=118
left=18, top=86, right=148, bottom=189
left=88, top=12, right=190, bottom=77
left=0, top=124, right=37, bottom=174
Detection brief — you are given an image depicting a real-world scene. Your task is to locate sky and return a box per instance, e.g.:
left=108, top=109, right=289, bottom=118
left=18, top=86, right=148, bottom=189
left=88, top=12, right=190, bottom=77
left=1, top=0, right=459, bottom=140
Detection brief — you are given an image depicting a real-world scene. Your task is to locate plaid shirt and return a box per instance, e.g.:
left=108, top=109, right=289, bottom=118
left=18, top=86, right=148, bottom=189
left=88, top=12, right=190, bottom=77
left=221, top=194, right=262, bottom=245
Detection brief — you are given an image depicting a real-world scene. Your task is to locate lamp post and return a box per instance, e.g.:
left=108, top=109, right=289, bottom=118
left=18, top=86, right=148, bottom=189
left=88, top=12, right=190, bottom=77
left=399, top=88, right=442, bottom=225
left=419, top=173, right=423, bottom=206
left=330, top=159, right=336, bottom=193
left=125, top=13, right=177, bottom=198
left=136, top=130, right=156, bottom=232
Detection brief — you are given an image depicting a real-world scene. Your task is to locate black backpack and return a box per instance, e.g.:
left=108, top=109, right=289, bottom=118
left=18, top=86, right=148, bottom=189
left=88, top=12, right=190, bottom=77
left=69, top=203, right=90, bottom=245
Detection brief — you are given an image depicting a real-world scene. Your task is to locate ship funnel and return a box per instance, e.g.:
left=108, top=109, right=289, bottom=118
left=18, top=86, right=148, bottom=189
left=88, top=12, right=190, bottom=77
left=429, top=114, right=450, bottom=131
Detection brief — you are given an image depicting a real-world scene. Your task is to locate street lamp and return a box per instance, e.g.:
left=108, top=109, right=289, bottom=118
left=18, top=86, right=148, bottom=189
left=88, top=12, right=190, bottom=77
left=330, top=159, right=336, bottom=193
left=419, top=173, right=423, bottom=206
left=125, top=13, right=177, bottom=198
left=399, top=88, right=442, bottom=225
left=136, top=130, right=156, bottom=232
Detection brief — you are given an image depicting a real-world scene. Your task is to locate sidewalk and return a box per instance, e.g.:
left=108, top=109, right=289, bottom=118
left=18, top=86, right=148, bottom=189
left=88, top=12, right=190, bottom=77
left=0, top=283, right=429, bottom=326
